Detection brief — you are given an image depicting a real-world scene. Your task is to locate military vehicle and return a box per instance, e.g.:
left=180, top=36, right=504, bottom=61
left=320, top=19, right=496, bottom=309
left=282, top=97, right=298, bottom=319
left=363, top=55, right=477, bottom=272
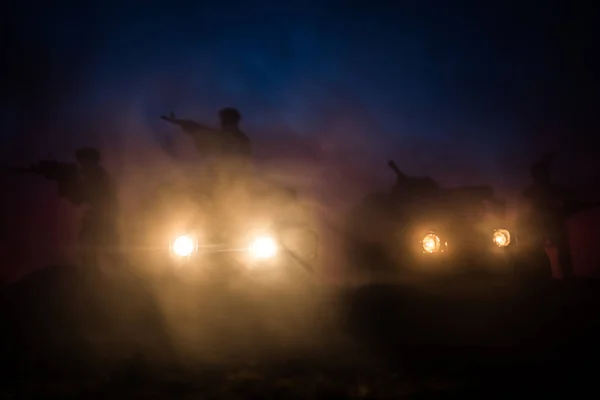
left=124, top=167, right=319, bottom=287
left=345, top=160, right=517, bottom=280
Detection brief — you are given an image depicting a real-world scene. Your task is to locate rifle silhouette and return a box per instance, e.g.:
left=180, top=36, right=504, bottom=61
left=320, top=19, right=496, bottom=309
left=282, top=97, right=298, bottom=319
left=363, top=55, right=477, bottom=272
left=161, top=112, right=228, bottom=158
left=8, top=160, right=80, bottom=199
left=387, top=159, right=407, bottom=180
left=161, top=112, right=212, bottom=133
left=8, top=160, right=77, bottom=179
left=387, top=159, right=441, bottom=199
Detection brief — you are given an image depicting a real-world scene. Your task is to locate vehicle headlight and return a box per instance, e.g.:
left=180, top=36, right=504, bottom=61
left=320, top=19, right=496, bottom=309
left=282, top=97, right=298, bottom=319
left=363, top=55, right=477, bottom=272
left=492, top=229, right=511, bottom=247
left=171, top=235, right=197, bottom=257
left=421, top=232, right=442, bottom=253
left=248, top=236, right=278, bottom=259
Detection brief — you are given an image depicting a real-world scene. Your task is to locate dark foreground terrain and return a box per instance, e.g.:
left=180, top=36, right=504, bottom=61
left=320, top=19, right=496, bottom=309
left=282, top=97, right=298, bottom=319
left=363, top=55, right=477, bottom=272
left=2, top=264, right=600, bottom=398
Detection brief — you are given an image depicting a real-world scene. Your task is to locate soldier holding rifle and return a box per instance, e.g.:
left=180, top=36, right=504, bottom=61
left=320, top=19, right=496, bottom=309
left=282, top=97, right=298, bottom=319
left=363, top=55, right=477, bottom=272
left=9, top=148, right=117, bottom=270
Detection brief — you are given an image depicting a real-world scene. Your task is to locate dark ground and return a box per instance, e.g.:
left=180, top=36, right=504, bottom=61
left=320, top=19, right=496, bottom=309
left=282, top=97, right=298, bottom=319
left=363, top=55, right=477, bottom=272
left=2, top=264, right=600, bottom=398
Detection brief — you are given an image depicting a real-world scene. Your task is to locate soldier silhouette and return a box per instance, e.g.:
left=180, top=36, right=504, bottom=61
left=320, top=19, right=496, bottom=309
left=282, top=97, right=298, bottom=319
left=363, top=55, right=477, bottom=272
left=522, top=153, right=574, bottom=279
left=8, top=147, right=117, bottom=271
left=161, top=108, right=258, bottom=234
left=161, top=107, right=253, bottom=192
left=71, top=147, right=118, bottom=270
left=216, top=107, right=252, bottom=159
left=161, top=107, right=251, bottom=161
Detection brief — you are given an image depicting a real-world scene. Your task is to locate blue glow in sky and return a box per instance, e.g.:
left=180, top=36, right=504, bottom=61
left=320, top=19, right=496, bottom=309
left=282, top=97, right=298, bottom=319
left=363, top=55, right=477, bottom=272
left=3, top=1, right=598, bottom=189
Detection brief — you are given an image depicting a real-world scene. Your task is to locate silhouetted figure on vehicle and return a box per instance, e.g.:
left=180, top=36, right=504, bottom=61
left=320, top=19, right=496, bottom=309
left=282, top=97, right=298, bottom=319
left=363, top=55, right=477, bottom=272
left=161, top=107, right=254, bottom=196
left=217, top=107, right=252, bottom=159
left=161, top=107, right=251, bottom=161
left=521, top=153, right=574, bottom=279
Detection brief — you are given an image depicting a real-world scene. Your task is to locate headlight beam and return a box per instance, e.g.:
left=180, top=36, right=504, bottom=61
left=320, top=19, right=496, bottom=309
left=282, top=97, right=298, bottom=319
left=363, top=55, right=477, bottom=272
left=422, top=232, right=442, bottom=253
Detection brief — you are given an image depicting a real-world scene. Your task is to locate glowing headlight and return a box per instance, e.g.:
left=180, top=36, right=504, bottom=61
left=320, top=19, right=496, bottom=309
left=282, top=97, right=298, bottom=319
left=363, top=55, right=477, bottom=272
left=248, top=236, right=278, bottom=259
left=492, top=229, right=511, bottom=247
left=171, top=235, right=197, bottom=257
left=421, top=233, right=441, bottom=253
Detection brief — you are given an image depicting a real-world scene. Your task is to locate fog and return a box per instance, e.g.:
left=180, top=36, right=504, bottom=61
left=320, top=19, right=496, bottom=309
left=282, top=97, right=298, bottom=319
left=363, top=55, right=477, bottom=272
left=2, top=106, right=599, bottom=284
left=3, top=107, right=599, bottom=366
left=3, top=2, right=600, bottom=282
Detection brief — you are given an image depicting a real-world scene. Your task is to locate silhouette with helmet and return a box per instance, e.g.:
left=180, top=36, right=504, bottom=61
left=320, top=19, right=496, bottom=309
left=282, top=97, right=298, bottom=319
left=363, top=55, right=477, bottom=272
left=520, top=152, right=576, bottom=279
left=161, top=107, right=251, bottom=161
left=161, top=106, right=254, bottom=194
left=72, top=147, right=118, bottom=270
left=8, top=147, right=117, bottom=270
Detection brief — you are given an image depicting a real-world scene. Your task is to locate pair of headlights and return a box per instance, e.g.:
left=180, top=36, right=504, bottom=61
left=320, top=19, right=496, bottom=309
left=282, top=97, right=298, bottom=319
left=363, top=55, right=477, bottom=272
left=421, top=229, right=511, bottom=253
left=171, top=235, right=278, bottom=259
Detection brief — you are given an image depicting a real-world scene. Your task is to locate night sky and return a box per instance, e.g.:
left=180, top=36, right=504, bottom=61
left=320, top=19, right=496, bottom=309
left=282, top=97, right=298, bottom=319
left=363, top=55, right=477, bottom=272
left=1, top=1, right=598, bottom=280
